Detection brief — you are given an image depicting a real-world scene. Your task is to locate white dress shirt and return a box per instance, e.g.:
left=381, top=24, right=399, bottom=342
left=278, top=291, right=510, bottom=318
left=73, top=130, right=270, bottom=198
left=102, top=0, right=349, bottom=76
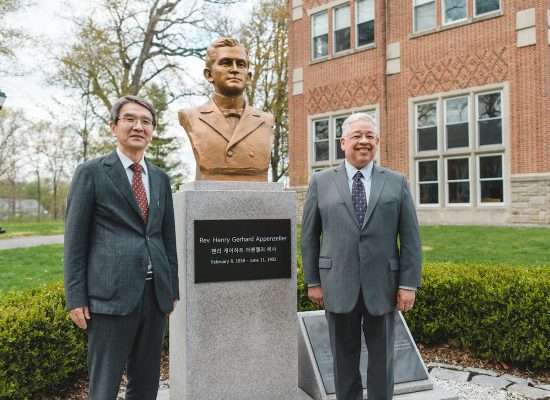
left=116, top=147, right=150, bottom=203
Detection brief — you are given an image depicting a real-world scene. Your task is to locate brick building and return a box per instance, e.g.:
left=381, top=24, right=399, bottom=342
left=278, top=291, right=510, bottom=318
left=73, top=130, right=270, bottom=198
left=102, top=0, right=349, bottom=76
left=288, top=0, right=550, bottom=225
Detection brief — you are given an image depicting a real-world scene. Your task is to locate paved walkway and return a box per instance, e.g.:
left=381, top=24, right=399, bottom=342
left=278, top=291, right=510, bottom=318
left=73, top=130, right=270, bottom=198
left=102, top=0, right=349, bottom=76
left=0, top=234, right=64, bottom=250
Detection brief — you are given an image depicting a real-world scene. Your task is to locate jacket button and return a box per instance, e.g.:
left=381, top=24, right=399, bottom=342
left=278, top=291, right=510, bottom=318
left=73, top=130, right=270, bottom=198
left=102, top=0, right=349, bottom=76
left=227, top=150, right=234, bottom=157
left=248, top=151, right=255, bottom=157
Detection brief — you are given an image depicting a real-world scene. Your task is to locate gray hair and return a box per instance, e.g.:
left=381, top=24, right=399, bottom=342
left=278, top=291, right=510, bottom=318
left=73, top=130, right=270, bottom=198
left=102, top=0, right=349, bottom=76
left=205, top=37, right=250, bottom=69
left=341, top=113, right=378, bottom=137
left=109, top=95, right=157, bottom=127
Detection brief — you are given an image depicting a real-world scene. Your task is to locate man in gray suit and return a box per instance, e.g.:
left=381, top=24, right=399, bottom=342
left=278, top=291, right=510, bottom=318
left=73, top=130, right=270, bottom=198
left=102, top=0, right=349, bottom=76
left=64, top=95, right=179, bottom=400
left=301, top=113, right=422, bottom=400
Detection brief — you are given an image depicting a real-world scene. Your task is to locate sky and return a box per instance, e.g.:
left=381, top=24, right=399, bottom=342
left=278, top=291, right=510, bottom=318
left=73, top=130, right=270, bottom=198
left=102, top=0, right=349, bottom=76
left=1, top=0, right=258, bottom=181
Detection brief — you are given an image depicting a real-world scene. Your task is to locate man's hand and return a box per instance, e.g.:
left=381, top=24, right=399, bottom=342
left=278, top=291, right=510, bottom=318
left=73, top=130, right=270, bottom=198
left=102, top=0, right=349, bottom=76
left=396, top=289, right=416, bottom=312
left=308, top=285, right=324, bottom=308
left=69, top=306, right=90, bottom=329
left=168, top=299, right=179, bottom=316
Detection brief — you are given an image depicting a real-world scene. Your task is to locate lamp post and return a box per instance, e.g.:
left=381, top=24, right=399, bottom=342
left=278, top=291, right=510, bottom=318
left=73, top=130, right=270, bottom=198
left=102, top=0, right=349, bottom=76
left=0, top=90, right=6, bottom=110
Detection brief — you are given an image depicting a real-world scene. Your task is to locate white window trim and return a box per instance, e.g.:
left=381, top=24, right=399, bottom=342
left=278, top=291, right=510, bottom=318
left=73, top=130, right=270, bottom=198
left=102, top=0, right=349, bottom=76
left=413, top=0, right=436, bottom=33
left=444, top=95, right=470, bottom=151
left=311, top=11, right=329, bottom=60
left=473, top=0, right=501, bottom=17
left=445, top=156, right=472, bottom=207
left=477, top=153, right=504, bottom=206
left=355, top=0, right=375, bottom=49
left=333, top=3, right=351, bottom=55
left=415, top=100, right=439, bottom=154
left=476, top=90, right=503, bottom=148
left=442, top=0, right=468, bottom=26
left=416, top=158, right=440, bottom=207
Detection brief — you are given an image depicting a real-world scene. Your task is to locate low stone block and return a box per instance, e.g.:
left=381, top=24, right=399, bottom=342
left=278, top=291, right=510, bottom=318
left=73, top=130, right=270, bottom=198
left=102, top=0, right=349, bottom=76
left=507, top=384, right=550, bottom=400
left=535, top=384, right=550, bottom=391
left=464, top=367, right=499, bottom=376
left=471, top=375, right=511, bottom=390
left=430, top=368, right=469, bottom=382
left=427, top=362, right=463, bottom=371
left=500, top=373, right=533, bottom=386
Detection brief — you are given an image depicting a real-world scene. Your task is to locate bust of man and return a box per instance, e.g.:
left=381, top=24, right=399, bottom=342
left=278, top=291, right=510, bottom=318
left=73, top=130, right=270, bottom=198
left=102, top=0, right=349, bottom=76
left=178, top=37, right=274, bottom=181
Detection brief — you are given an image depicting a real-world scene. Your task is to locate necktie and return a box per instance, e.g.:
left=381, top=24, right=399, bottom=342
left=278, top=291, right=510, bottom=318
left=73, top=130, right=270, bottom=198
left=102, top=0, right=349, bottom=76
left=131, top=163, right=149, bottom=223
left=352, top=171, right=367, bottom=226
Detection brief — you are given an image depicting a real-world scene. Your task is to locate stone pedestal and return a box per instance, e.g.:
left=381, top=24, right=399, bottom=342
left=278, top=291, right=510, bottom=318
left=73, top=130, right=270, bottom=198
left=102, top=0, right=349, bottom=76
left=170, top=181, right=297, bottom=400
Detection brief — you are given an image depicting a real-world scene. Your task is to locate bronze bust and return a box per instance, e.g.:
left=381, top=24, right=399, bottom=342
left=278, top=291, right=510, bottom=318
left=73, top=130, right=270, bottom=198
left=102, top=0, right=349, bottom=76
left=178, top=37, right=274, bottom=181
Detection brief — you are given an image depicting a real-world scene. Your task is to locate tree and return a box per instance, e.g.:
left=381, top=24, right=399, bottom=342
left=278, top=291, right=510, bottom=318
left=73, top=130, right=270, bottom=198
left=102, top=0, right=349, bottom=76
left=241, top=0, right=288, bottom=182
left=0, top=108, right=27, bottom=180
left=0, top=0, right=29, bottom=74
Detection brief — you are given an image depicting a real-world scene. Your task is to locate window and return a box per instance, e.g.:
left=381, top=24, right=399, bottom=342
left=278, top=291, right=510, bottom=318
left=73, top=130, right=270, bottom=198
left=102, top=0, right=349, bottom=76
left=477, top=92, right=502, bottom=146
left=311, top=109, right=376, bottom=168
left=444, top=0, right=467, bottom=24
left=474, top=0, right=500, bottom=16
left=356, top=0, right=375, bottom=47
left=416, top=102, right=438, bottom=151
left=446, top=157, right=470, bottom=204
left=312, top=11, right=328, bottom=59
left=445, top=96, right=469, bottom=149
left=412, top=87, right=506, bottom=207
left=418, top=160, right=439, bottom=204
left=478, top=154, right=503, bottom=203
left=333, top=4, right=351, bottom=53
left=414, top=0, right=436, bottom=32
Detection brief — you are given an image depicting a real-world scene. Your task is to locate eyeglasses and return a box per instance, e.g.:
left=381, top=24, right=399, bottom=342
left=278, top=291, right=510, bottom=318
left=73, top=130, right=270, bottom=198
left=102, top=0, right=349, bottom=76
left=346, top=133, right=378, bottom=142
left=118, top=116, right=153, bottom=128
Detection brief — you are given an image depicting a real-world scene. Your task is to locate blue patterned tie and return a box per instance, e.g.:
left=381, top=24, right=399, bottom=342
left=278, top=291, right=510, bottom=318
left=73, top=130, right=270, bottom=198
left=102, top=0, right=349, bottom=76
left=352, top=171, right=367, bottom=226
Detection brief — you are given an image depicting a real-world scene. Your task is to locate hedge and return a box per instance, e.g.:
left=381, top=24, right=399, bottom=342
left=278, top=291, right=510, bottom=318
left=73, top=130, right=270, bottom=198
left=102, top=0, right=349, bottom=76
left=1, top=261, right=548, bottom=398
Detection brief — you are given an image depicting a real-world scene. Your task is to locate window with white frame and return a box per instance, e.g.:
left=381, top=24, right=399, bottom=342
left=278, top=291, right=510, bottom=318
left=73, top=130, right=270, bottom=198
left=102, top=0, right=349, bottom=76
left=474, top=0, right=500, bottom=16
left=414, top=0, right=436, bottom=32
left=334, top=4, right=351, bottom=54
left=413, top=89, right=505, bottom=207
left=356, top=0, right=375, bottom=47
left=312, top=11, right=329, bottom=59
left=311, top=110, right=376, bottom=168
left=444, top=0, right=467, bottom=24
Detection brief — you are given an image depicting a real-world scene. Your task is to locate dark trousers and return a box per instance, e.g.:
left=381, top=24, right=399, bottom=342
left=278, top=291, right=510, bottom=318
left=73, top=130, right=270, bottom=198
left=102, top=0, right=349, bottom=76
left=87, top=280, right=167, bottom=400
left=326, top=292, right=396, bottom=400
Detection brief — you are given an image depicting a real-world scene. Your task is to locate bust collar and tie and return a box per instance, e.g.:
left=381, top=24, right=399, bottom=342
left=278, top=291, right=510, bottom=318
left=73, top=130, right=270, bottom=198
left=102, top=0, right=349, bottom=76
left=212, top=93, right=245, bottom=130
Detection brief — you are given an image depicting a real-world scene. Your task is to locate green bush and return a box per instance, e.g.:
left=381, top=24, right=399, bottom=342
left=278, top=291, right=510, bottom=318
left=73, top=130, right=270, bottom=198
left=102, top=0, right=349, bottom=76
left=0, top=282, right=87, bottom=400
left=298, top=261, right=550, bottom=369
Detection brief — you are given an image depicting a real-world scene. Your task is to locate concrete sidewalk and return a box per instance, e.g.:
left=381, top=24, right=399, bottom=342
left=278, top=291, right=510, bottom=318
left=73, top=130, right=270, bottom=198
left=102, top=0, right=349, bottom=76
left=0, top=234, right=64, bottom=250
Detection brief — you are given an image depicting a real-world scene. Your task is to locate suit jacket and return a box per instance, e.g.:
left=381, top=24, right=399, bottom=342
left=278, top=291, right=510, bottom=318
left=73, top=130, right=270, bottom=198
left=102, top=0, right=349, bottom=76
left=301, top=163, right=422, bottom=316
left=178, top=99, right=273, bottom=181
left=64, top=150, right=179, bottom=315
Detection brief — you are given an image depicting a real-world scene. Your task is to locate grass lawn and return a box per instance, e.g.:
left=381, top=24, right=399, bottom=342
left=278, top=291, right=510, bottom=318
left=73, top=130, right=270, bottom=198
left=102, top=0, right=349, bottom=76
left=420, top=225, right=550, bottom=266
left=0, top=244, right=64, bottom=293
left=0, top=220, right=64, bottom=238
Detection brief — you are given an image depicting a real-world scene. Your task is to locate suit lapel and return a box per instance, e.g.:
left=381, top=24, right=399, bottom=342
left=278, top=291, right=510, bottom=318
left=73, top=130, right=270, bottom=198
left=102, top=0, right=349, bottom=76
left=363, top=165, right=386, bottom=228
left=227, top=106, right=265, bottom=149
left=332, top=164, right=360, bottom=228
left=198, top=99, right=233, bottom=143
left=104, top=151, right=143, bottom=222
left=146, top=160, right=160, bottom=227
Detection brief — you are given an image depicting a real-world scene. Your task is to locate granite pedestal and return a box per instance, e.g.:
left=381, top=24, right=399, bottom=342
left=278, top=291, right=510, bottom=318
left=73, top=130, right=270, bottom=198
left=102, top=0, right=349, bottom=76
left=170, top=181, right=297, bottom=400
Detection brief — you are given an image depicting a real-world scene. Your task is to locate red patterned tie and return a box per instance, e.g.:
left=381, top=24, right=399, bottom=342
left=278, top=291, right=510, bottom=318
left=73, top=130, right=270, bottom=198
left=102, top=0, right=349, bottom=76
left=131, top=163, right=149, bottom=223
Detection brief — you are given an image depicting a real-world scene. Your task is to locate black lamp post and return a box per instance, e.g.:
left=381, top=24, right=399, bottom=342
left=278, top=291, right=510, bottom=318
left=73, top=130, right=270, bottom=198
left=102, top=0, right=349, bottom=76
left=0, top=90, right=6, bottom=110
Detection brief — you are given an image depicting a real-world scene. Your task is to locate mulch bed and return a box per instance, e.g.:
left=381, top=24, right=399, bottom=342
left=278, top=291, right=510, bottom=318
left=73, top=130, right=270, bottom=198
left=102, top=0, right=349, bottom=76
left=33, top=345, right=548, bottom=399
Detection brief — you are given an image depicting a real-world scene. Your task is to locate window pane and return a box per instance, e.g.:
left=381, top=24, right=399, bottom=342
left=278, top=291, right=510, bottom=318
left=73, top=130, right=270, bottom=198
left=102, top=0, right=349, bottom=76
left=313, top=12, right=328, bottom=36
left=478, top=93, right=501, bottom=119
left=314, top=120, right=329, bottom=141
left=445, top=0, right=466, bottom=23
left=419, top=160, right=438, bottom=182
left=479, top=119, right=502, bottom=145
left=447, top=158, right=469, bottom=180
left=415, top=1, right=436, bottom=31
left=419, top=183, right=439, bottom=204
left=334, top=28, right=351, bottom=52
left=334, top=5, right=350, bottom=30
left=479, top=155, right=502, bottom=179
left=315, top=142, right=329, bottom=162
left=448, top=182, right=470, bottom=203
left=446, top=97, right=468, bottom=123
left=313, top=35, right=328, bottom=58
left=335, top=117, right=347, bottom=160
left=418, top=127, right=437, bottom=151
left=357, top=20, right=375, bottom=46
left=447, top=123, right=469, bottom=148
left=417, top=102, right=437, bottom=127
left=357, top=0, right=375, bottom=23
left=480, top=180, right=503, bottom=202
left=475, top=0, right=500, bottom=15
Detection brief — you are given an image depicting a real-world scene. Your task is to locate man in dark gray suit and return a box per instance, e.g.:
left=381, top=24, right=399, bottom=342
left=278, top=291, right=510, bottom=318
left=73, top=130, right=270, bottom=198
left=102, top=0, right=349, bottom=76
left=64, top=95, right=179, bottom=400
left=301, top=113, right=422, bottom=400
